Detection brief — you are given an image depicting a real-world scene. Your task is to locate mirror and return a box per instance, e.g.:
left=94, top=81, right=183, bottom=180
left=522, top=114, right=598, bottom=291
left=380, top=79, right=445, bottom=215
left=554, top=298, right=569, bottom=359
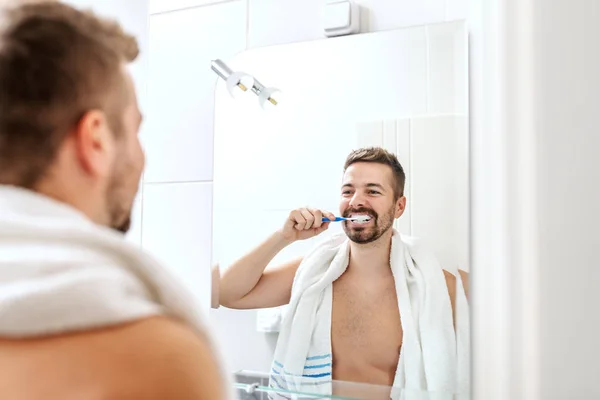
left=212, top=20, right=469, bottom=399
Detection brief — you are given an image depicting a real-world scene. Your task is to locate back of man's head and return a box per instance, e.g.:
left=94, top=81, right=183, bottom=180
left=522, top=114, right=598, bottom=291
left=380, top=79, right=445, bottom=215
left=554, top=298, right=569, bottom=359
left=0, top=1, right=137, bottom=187
left=0, top=3, right=229, bottom=398
left=0, top=1, right=146, bottom=233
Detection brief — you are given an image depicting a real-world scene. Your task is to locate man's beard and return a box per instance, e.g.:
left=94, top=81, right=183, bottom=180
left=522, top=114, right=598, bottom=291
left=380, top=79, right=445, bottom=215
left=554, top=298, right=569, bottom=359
left=105, top=164, right=135, bottom=234
left=342, top=205, right=395, bottom=244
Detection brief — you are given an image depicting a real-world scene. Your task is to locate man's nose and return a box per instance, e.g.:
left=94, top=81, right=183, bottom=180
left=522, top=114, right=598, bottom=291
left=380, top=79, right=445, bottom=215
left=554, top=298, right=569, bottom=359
left=349, top=192, right=366, bottom=208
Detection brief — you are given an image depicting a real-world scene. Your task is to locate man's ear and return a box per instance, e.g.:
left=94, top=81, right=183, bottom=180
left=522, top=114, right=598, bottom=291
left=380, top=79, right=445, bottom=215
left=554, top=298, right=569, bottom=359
left=395, top=196, right=407, bottom=219
left=73, top=110, right=114, bottom=178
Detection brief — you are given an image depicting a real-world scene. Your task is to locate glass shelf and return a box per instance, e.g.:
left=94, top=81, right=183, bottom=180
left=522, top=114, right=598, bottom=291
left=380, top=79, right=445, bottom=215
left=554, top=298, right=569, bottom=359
left=233, top=370, right=468, bottom=400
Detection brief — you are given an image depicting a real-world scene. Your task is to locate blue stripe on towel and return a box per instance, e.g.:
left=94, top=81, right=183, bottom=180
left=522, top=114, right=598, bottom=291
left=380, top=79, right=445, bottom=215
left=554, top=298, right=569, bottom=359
left=302, top=372, right=332, bottom=378
left=306, top=353, right=331, bottom=361
left=273, top=360, right=284, bottom=368
left=271, top=375, right=286, bottom=390
left=303, top=362, right=332, bottom=369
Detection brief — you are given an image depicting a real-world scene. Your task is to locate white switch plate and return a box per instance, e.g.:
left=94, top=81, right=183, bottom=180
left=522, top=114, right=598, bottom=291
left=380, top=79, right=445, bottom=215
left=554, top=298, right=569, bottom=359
left=323, top=0, right=360, bottom=37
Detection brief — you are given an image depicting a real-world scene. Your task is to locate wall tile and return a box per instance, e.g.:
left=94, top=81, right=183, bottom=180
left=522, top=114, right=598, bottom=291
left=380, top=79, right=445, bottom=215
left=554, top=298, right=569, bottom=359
left=355, top=0, right=445, bottom=33
left=125, top=192, right=144, bottom=246
left=248, top=0, right=449, bottom=49
left=395, top=119, right=411, bottom=235
left=248, top=0, right=324, bottom=48
left=144, top=1, right=246, bottom=183
left=142, top=182, right=213, bottom=312
left=150, top=0, right=234, bottom=14
left=410, top=115, right=469, bottom=271
left=445, top=0, right=469, bottom=21
left=427, top=21, right=468, bottom=114
left=356, top=121, right=383, bottom=148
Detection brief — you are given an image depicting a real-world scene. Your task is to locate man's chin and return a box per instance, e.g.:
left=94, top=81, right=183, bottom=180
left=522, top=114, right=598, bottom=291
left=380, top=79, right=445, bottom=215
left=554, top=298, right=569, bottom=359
left=112, top=217, right=131, bottom=234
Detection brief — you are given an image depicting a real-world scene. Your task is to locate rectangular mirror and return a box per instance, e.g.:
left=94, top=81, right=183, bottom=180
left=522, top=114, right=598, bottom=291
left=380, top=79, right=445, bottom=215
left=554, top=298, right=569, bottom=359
left=212, top=20, right=469, bottom=399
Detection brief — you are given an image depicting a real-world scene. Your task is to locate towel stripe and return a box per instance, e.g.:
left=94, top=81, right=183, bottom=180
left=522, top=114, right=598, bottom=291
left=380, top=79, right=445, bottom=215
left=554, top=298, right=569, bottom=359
left=303, top=362, right=331, bottom=369
left=302, top=372, right=331, bottom=378
left=306, top=353, right=331, bottom=361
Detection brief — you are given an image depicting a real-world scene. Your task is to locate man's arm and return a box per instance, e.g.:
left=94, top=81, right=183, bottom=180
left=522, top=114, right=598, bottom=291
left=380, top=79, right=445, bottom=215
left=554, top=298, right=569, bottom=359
left=217, top=208, right=334, bottom=310
left=443, top=269, right=469, bottom=328
left=218, top=231, right=300, bottom=309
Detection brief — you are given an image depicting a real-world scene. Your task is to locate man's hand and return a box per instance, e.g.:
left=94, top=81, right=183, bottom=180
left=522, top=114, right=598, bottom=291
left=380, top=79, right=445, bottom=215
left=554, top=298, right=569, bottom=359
left=279, top=208, right=336, bottom=243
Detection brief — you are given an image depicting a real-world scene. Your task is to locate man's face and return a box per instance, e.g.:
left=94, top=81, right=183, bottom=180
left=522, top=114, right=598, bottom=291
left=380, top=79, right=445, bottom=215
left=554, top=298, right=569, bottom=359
left=105, top=71, right=145, bottom=233
left=339, top=162, right=405, bottom=244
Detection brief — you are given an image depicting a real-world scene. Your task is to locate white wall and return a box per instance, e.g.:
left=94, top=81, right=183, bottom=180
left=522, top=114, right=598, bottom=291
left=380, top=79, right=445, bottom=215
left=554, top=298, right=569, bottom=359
left=534, top=2, right=600, bottom=395
left=471, top=0, right=600, bottom=399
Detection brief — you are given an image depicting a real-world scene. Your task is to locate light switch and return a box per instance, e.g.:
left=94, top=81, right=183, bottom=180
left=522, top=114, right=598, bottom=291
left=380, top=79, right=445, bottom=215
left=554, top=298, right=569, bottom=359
left=324, top=1, right=351, bottom=30
left=323, top=0, right=360, bottom=37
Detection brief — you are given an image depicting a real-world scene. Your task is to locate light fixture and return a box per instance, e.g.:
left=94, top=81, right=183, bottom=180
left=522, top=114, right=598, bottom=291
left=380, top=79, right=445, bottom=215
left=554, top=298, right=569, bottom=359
left=211, top=59, right=280, bottom=109
left=210, top=59, right=254, bottom=98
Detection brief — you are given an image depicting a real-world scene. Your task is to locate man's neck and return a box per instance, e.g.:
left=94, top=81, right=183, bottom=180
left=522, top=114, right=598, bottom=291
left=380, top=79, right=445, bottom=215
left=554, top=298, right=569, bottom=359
left=347, top=230, right=393, bottom=276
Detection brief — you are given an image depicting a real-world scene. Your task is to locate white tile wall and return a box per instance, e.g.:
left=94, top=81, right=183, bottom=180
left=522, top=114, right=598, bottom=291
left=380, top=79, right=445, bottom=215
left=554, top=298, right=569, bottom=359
left=427, top=21, right=468, bottom=114
left=444, top=0, right=469, bottom=21
left=142, top=182, right=214, bottom=310
left=248, top=0, right=325, bottom=48
left=410, top=115, right=469, bottom=271
left=355, top=0, right=445, bottom=32
left=247, top=0, right=466, bottom=49
left=150, top=0, right=231, bottom=14
left=125, top=193, right=144, bottom=246
left=144, top=1, right=246, bottom=183
left=395, top=119, right=411, bottom=235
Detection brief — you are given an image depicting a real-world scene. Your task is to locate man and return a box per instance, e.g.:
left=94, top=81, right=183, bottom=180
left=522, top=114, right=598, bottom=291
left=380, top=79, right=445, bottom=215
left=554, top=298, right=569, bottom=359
left=0, top=2, right=227, bottom=399
left=219, top=147, right=469, bottom=394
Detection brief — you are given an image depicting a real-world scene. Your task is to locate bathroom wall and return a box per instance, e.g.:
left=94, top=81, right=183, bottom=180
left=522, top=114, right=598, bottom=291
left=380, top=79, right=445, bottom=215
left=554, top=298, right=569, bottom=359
left=142, top=0, right=469, bottom=374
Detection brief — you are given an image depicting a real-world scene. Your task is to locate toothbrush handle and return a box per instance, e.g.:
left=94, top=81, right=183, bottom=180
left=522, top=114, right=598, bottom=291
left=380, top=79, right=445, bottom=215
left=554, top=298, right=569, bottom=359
left=322, top=217, right=345, bottom=222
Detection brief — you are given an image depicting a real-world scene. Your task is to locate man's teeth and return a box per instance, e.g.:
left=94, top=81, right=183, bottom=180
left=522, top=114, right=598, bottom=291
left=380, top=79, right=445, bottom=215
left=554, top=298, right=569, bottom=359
left=350, top=215, right=371, bottom=223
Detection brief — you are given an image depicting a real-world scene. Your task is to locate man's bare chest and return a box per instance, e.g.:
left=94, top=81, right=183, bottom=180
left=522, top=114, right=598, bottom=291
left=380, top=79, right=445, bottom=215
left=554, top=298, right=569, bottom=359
left=331, top=275, right=402, bottom=370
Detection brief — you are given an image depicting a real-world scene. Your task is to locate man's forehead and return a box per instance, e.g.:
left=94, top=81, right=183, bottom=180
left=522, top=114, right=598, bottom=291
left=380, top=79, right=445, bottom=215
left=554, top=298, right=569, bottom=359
left=342, top=163, right=392, bottom=184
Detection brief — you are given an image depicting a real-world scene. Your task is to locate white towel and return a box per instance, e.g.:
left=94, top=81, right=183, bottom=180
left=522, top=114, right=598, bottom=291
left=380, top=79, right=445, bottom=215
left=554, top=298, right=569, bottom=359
left=0, top=185, right=233, bottom=398
left=269, top=229, right=470, bottom=400
left=257, top=306, right=288, bottom=333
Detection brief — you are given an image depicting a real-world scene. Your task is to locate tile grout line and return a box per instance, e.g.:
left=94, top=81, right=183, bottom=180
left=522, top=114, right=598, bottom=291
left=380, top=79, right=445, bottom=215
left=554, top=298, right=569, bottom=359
left=245, top=0, right=250, bottom=49
left=408, top=118, right=413, bottom=236
left=425, top=27, right=431, bottom=114
left=149, top=0, right=241, bottom=16
left=145, top=180, right=214, bottom=185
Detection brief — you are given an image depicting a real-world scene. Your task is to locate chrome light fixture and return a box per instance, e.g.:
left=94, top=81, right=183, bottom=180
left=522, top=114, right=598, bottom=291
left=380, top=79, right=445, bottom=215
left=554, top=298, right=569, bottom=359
left=211, top=59, right=280, bottom=110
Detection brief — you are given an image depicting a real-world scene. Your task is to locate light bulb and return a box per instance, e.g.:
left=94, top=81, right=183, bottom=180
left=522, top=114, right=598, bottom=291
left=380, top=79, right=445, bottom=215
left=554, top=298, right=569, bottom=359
left=226, top=72, right=254, bottom=98
left=258, top=87, right=281, bottom=110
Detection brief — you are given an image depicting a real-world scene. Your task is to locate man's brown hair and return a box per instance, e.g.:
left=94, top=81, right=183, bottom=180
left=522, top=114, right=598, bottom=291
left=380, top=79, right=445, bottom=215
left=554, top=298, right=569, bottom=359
left=343, top=147, right=406, bottom=200
left=0, top=1, right=139, bottom=188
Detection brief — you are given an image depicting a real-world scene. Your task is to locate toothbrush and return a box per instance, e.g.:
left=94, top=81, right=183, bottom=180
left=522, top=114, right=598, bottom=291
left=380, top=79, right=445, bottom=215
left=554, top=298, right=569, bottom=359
left=322, top=216, right=371, bottom=223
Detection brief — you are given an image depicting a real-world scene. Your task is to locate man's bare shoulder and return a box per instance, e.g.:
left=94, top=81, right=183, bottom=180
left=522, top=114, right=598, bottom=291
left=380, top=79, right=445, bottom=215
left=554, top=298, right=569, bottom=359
left=443, top=269, right=469, bottom=300
left=0, top=316, right=227, bottom=399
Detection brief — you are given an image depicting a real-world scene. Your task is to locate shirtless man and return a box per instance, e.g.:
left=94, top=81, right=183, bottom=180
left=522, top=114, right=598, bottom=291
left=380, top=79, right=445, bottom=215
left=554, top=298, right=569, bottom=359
left=219, top=147, right=469, bottom=387
left=0, top=2, right=226, bottom=398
